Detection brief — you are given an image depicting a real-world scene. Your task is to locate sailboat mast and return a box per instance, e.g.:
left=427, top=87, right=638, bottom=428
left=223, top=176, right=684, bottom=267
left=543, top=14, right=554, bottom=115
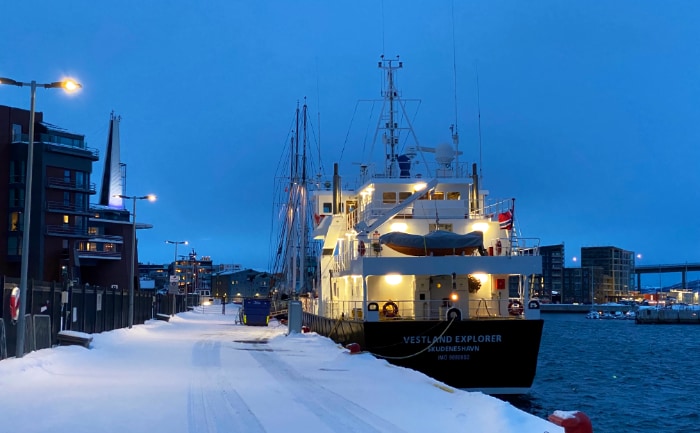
left=299, top=102, right=309, bottom=293
left=288, top=104, right=301, bottom=294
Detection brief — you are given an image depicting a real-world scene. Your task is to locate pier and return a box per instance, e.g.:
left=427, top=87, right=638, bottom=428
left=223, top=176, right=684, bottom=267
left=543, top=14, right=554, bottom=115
left=540, top=304, right=634, bottom=314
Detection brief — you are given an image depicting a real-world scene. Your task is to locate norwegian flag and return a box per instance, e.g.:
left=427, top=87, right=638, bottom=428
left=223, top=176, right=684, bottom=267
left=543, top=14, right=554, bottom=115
left=498, top=210, right=513, bottom=230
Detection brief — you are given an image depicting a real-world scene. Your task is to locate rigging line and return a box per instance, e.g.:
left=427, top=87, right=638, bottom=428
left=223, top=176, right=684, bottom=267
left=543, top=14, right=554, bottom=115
left=451, top=0, right=459, bottom=130
left=476, top=62, right=483, bottom=182
left=315, top=57, right=322, bottom=180
left=338, top=100, right=361, bottom=163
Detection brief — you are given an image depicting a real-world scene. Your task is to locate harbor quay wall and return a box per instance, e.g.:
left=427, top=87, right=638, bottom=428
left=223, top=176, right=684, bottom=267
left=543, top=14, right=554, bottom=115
left=540, top=304, right=634, bottom=314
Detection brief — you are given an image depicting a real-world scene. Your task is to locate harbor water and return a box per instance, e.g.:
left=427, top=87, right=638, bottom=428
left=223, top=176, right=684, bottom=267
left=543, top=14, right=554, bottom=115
left=505, top=313, right=700, bottom=433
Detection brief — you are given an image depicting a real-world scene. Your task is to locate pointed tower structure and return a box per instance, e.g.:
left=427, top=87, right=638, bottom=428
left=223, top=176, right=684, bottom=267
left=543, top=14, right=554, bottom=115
left=99, top=112, right=124, bottom=209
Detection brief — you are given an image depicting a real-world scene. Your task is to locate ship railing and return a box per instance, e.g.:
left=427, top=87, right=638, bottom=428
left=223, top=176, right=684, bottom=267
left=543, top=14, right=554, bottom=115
left=360, top=161, right=473, bottom=183
left=318, top=298, right=521, bottom=321
left=511, top=237, right=541, bottom=256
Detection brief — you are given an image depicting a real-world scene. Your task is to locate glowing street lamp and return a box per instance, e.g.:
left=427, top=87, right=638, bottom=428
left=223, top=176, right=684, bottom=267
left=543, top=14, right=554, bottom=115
left=116, top=194, right=156, bottom=328
left=0, top=77, right=82, bottom=358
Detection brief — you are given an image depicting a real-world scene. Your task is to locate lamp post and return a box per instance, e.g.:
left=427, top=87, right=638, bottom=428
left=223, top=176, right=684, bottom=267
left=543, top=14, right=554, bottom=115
left=117, top=194, right=156, bottom=328
left=165, top=240, right=187, bottom=313
left=1, top=77, right=82, bottom=358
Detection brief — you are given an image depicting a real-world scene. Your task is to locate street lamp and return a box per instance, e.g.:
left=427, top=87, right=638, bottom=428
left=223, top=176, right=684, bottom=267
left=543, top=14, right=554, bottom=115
left=165, top=240, right=188, bottom=314
left=117, top=194, right=156, bottom=328
left=1, top=77, right=82, bottom=358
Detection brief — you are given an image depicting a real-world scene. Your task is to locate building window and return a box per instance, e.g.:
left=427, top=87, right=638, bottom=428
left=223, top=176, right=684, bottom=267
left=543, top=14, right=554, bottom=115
left=7, top=236, right=21, bottom=255
left=9, top=189, right=24, bottom=207
left=9, top=160, right=25, bottom=183
left=9, top=212, right=22, bottom=231
left=75, top=171, right=85, bottom=189
left=63, top=215, right=70, bottom=224
left=64, top=170, right=71, bottom=183
left=64, top=192, right=71, bottom=206
left=105, top=243, right=115, bottom=252
left=429, top=223, right=453, bottom=232
left=88, top=226, right=98, bottom=235
left=12, top=124, right=22, bottom=141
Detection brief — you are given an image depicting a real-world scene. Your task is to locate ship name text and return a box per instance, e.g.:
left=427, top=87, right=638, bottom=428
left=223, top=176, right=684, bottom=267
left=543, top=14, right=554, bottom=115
left=402, top=334, right=502, bottom=344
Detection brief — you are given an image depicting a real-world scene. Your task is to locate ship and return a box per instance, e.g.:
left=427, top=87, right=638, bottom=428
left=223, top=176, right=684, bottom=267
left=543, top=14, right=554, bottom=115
left=270, top=57, right=544, bottom=394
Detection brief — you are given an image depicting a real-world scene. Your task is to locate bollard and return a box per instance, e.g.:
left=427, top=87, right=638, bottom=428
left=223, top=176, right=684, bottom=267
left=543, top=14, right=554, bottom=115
left=548, top=411, right=592, bottom=433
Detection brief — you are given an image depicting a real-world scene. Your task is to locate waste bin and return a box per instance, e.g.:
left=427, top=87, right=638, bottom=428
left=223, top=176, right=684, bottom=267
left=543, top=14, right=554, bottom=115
left=241, top=299, right=271, bottom=326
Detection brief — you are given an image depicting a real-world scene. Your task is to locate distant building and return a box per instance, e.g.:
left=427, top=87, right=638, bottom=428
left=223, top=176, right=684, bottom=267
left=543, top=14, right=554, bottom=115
left=139, top=263, right=169, bottom=291
left=581, top=246, right=635, bottom=302
left=539, top=244, right=565, bottom=302
left=174, top=250, right=213, bottom=295
left=211, top=269, right=271, bottom=300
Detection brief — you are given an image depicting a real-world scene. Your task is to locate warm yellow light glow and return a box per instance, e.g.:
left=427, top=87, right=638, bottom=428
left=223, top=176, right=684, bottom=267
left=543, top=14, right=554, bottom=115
left=472, top=273, right=488, bottom=284
left=147, top=194, right=157, bottom=202
left=62, top=79, right=81, bottom=92
left=450, top=293, right=459, bottom=301
left=390, top=222, right=408, bottom=232
left=413, top=182, right=427, bottom=191
left=385, top=274, right=403, bottom=285
left=471, top=222, right=489, bottom=233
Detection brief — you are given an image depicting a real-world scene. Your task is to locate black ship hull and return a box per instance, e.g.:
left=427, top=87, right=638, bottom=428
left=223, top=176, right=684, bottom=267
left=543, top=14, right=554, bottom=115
left=302, top=312, right=543, bottom=393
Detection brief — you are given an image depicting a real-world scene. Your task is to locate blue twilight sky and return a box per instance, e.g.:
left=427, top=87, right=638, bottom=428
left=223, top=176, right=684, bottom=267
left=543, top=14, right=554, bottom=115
left=2, top=1, right=699, bottom=282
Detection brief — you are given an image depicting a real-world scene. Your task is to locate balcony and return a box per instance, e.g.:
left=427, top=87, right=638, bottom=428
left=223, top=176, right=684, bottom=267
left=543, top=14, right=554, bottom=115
left=88, top=233, right=124, bottom=243
left=12, top=132, right=99, bottom=160
left=76, top=236, right=123, bottom=260
left=46, top=225, right=89, bottom=238
left=47, top=177, right=97, bottom=194
left=76, top=249, right=122, bottom=260
left=46, top=201, right=92, bottom=214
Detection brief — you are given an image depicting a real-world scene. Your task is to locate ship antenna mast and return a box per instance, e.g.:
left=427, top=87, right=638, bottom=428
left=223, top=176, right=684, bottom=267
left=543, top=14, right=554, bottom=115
left=379, top=55, right=403, bottom=177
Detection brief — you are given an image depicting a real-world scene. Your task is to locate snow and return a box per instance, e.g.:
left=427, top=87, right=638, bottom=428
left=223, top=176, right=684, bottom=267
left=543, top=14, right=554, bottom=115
left=0, top=305, right=563, bottom=433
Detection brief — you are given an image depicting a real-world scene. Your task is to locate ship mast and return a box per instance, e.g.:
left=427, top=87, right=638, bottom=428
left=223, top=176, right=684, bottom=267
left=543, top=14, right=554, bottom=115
left=379, top=56, right=403, bottom=178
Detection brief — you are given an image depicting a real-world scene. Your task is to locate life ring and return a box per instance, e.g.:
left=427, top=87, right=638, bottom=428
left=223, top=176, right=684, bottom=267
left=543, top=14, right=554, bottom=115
left=382, top=301, right=399, bottom=318
left=496, top=239, right=502, bottom=256
left=528, top=300, right=540, bottom=310
left=358, top=240, right=366, bottom=256
left=508, top=300, right=524, bottom=316
left=446, top=307, right=462, bottom=321
left=10, top=286, right=20, bottom=323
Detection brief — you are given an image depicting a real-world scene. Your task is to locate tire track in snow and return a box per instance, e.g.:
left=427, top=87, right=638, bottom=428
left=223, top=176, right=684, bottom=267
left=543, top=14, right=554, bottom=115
left=249, top=349, right=409, bottom=433
left=188, top=338, right=266, bottom=433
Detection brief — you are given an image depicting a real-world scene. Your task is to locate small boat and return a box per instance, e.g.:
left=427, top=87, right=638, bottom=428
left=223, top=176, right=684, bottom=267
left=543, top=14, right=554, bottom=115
left=379, top=230, right=485, bottom=256
left=585, top=311, right=600, bottom=319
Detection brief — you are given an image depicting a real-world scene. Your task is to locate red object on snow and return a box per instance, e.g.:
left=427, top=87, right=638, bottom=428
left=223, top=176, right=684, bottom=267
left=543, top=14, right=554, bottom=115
left=301, top=325, right=310, bottom=333
left=345, top=343, right=361, bottom=354
left=548, top=411, right=593, bottom=433
left=9, top=287, right=20, bottom=322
